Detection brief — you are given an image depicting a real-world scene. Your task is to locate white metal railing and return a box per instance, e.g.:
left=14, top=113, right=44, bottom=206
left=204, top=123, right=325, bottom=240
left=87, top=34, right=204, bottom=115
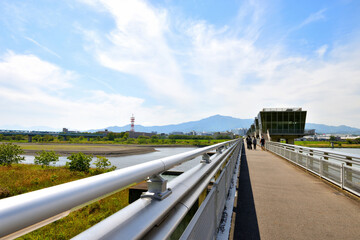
left=0, top=139, right=242, bottom=240
left=180, top=143, right=241, bottom=239
left=74, top=140, right=242, bottom=240
left=265, top=141, right=360, bottom=197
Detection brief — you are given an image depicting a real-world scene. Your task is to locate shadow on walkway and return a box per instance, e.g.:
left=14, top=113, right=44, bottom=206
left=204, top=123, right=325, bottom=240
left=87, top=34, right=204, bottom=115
left=233, top=148, right=260, bottom=240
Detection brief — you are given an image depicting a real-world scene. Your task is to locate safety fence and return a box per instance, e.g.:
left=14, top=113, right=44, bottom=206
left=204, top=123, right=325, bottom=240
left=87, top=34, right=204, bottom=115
left=265, top=141, right=360, bottom=197
left=180, top=139, right=241, bottom=239
left=0, top=139, right=242, bottom=240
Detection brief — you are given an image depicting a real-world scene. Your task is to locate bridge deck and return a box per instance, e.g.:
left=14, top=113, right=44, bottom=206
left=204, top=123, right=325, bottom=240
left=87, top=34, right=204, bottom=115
left=232, top=145, right=360, bottom=240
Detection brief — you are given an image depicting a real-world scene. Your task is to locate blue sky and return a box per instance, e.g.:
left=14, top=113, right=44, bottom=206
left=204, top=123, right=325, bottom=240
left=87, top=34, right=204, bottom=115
left=0, top=0, right=360, bottom=130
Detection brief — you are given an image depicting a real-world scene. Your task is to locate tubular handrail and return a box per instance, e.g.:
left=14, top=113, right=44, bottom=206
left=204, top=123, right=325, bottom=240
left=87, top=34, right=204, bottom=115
left=265, top=141, right=360, bottom=197
left=73, top=140, right=241, bottom=239
left=0, top=139, right=238, bottom=239
left=268, top=141, right=360, bottom=166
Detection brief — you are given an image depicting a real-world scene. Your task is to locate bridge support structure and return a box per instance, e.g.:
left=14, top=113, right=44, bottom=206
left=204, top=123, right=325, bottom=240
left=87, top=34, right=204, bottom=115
left=271, top=136, right=295, bottom=145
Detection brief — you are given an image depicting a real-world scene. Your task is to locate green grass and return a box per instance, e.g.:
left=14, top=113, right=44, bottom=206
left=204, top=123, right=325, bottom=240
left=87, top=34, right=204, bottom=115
left=295, top=141, right=360, bottom=148
left=18, top=190, right=128, bottom=240
left=1, top=138, right=229, bottom=146
left=0, top=164, right=129, bottom=239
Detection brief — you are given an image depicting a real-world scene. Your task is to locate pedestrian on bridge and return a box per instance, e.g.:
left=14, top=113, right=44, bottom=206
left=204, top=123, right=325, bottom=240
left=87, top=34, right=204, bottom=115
left=260, top=136, right=265, bottom=150
left=252, top=137, right=257, bottom=150
left=246, top=136, right=252, bottom=150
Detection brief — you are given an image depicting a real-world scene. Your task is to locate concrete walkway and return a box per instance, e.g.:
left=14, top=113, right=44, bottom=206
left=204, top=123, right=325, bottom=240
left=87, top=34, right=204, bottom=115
left=232, top=146, right=360, bottom=240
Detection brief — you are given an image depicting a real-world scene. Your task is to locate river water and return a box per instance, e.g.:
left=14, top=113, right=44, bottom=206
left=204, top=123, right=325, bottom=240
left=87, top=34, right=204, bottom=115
left=22, top=146, right=360, bottom=172
left=318, top=148, right=360, bottom=157
left=22, top=147, right=200, bottom=172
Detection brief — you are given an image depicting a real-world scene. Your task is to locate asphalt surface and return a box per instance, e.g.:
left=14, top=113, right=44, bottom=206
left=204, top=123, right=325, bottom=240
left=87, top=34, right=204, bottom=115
left=232, top=145, right=360, bottom=240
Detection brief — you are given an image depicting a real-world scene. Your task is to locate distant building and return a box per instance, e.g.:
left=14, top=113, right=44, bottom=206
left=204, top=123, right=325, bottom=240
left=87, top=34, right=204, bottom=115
left=197, top=132, right=213, bottom=136
left=97, top=129, right=109, bottom=135
left=170, top=132, right=184, bottom=135
left=248, top=108, right=308, bottom=144
left=127, top=131, right=156, bottom=138
left=214, top=131, right=234, bottom=139
left=187, top=130, right=197, bottom=136
left=231, top=128, right=247, bottom=136
left=62, top=128, right=80, bottom=134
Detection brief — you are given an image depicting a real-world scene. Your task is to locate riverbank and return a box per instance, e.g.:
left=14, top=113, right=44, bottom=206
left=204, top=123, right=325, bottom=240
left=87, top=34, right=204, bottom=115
left=0, top=138, right=226, bottom=147
left=16, top=143, right=156, bottom=157
left=295, top=141, right=360, bottom=148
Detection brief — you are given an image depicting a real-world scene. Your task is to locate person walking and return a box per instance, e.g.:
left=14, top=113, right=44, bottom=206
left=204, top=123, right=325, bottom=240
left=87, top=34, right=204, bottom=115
left=246, top=136, right=252, bottom=150
left=260, top=136, right=265, bottom=150
left=252, top=137, right=257, bottom=150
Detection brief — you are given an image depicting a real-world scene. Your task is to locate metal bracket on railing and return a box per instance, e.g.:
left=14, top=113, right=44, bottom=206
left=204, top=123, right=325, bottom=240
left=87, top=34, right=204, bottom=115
left=216, top=147, right=223, bottom=154
left=141, top=174, right=172, bottom=200
left=201, top=153, right=211, bottom=163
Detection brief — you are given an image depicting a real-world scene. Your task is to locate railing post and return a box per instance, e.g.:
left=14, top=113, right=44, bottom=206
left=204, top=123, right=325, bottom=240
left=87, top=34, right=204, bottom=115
left=319, top=158, right=323, bottom=177
left=341, top=163, right=345, bottom=189
left=141, top=174, right=172, bottom=200
left=323, top=153, right=329, bottom=175
left=345, top=157, right=353, bottom=183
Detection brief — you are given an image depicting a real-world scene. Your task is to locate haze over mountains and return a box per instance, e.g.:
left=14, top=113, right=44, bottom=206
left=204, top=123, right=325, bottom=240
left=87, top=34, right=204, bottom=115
left=1, top=115, right=360, bottom=135
left=89, top=115, right=360, bottom=135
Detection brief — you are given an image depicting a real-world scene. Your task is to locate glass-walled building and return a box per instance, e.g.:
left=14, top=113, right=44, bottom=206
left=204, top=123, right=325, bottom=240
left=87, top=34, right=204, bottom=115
left=250, top=124, right=255, bottom=135
left=254, top=117, right=259, bottom=138
left=258, top=108, right=306, bottom=135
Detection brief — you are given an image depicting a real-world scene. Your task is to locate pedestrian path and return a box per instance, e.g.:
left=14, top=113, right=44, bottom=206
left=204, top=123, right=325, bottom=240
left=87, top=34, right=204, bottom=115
left=232, top=146, right=360, bottom=240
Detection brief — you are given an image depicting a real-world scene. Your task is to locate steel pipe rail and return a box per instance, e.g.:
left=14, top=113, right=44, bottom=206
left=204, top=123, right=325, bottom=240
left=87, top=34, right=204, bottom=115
left=72, top=141, right=241, bottom=239
left=267, top=141, right=360, bottom=166
left=265, top=141, right=360, bottom=197
left=180, top=143, right=241, bottom=239
left=0, top=139, right=237, bottom=239
left=145, top=146, right=238, bottom=240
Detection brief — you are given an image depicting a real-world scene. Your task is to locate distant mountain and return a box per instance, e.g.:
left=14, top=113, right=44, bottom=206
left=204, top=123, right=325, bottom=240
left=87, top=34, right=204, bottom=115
left=2, top=115, right=360, bottom=135
left=89, top=115, right=254, bottom=134
left=305, top=123, right=360, bottom=135
left=90, top=115, right=360, bottom=135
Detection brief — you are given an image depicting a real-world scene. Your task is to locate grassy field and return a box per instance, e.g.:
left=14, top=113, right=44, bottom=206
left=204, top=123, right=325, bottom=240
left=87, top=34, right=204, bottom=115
left=3, top=139, right=228, bottom=157
left=0, top=164, right=129, bottom=239
left=295, top=141, right=360, bottom=148
left=13, top=143, right=156, bottom=157
left=18, top=143, right=159, bottom=152
left=0, top=137, right=228, bottom=147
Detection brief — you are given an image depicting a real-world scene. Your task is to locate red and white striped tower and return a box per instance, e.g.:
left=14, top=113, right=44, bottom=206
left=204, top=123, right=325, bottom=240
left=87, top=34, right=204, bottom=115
left=130, top=114, right=135, bottom=132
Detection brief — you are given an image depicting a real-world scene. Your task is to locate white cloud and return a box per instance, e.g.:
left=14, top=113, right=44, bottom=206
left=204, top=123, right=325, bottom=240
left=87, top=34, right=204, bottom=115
left=0, top=51, right=73, bottom=93
left=299, top=8, right=326, bottom=29
left=316, top=44, right=328, bottom=58
left=79, top=0, right=196, bottom=105
left=25, top=37, right=62, bottom=59
left=0, top=51, right=183, bottom=129
left=1, top=0, right=355, bottom=130
left=76, top=0, right=360, bottom=128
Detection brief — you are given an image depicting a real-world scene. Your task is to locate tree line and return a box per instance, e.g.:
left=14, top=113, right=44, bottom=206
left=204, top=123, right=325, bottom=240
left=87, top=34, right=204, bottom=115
left=0, top=132, right=233, bottom=143
left=0, top=143, right=115, bottom=173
